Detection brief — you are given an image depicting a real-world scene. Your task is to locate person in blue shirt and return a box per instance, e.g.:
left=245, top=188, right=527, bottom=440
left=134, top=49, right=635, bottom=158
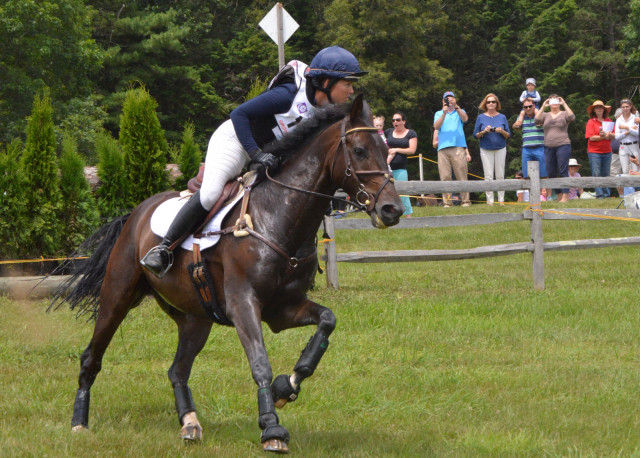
left=433, top=91, right=471, bottom=207
left=141, top=46, right=367, bottom=278
left=473, top=93, right=511, bottom=206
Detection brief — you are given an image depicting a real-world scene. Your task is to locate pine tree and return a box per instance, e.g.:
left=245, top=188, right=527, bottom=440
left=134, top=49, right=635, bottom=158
left=59, top=133, right=100, bottom=253
left=96, top=130, right=130, bottom=218
left=119, top=86, right=169, bottom=206
left=21, top=91, right=63, bottom=257
left=175, top=122, right=203, bottom=190
left=0, top=139, right=26, bottom=259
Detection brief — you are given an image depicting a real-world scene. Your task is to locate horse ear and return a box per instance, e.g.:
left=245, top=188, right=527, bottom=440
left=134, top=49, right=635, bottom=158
left=349, top=94, right=364, bottom=123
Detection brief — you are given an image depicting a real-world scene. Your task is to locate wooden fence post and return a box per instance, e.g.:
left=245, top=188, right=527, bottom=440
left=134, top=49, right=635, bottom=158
left=323, top=215, right=339, bottom=289
left=528, top=161, right=545, bottom=290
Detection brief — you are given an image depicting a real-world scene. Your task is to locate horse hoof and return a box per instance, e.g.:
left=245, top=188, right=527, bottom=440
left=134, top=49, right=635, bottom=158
left=71, top=424, right=89, bottom=433
left=262, top=438, right=289, bottom=454
left=180, top=424, right=203, bottom=442
left=274, top=398, right=288, bottom=409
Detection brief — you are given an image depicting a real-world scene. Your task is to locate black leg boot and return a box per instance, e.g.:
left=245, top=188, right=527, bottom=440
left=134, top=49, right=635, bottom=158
left=140, top=191, right=210, bottom=278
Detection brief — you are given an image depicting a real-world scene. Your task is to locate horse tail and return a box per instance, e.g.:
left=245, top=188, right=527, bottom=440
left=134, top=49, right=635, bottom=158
left=49, top=213, right=131, bottom=320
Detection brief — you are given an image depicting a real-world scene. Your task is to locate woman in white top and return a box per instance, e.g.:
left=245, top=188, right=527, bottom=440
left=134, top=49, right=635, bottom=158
left=615, top=99, right=640, bottom=173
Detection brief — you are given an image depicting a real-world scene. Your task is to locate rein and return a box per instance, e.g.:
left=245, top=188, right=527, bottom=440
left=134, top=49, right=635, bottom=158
left=265, top=120, right=394, bottom=213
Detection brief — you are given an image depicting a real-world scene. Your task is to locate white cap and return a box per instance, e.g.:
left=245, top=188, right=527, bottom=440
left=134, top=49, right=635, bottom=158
left=525, top=78, right=536, bottom=86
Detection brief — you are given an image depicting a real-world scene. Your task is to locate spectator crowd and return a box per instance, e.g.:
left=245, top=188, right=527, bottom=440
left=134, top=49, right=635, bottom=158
left=374, top=77, right=640, bottom=212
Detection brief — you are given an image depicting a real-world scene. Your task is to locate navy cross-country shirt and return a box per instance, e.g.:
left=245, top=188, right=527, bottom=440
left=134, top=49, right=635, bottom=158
left=229, top=82, right=299, bottom=155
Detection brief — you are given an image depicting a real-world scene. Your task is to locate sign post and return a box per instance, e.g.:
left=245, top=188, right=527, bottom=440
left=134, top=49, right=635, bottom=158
left=259, top=3, right=299, bottom=68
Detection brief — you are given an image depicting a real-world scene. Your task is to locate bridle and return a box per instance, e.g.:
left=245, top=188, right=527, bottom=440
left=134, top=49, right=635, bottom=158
left=265, top=118, right=395, bottom=213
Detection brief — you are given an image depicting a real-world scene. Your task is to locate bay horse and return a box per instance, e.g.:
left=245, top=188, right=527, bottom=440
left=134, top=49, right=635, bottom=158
left=53, top=95, right=403, bottom=453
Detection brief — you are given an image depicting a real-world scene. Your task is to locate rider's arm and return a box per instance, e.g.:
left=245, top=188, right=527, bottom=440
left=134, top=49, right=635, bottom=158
left=230, top=83, right=297, bottom=155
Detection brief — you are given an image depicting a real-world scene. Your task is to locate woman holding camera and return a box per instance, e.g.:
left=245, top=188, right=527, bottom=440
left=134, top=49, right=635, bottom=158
left=534, top=95, right=575, bottom=202
left=473, top=93, right=511, bottom=205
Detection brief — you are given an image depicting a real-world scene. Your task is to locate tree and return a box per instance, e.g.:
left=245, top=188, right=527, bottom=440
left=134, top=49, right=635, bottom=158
left=175, top=122, right=203, bottom=190
left=59, top=134, right=101, bottom=253
left=0, top=139, right=26, bottom=259
left=0, top=0, right=102, bottom=144
left=96, top=131, right=130, bottom=218
left=320, top=0, right=451, bottom=180
left=21, top=91, right=63, bottom=257
left=119, top=86, right=169, bottom=206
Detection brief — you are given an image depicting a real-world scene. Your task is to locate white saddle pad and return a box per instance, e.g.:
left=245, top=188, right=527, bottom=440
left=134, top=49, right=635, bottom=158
left=150, top=192, right=244, bottom=252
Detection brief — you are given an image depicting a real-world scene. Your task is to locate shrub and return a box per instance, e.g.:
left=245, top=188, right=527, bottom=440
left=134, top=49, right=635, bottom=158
left=21, top=90, right=63, bottom=257
left=175, top=122, right=203, bottom=189
left=0, top=139, right=26, bottom=259
left=59, top=133, right=100, bottom=253
left=96, top=131, right=130, bottom=218
left=119, top=86, right=169, bottom=206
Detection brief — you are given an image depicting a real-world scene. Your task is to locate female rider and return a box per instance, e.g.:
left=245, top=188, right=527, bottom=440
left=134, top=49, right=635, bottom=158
left=141, top=46, right=367, bottom=278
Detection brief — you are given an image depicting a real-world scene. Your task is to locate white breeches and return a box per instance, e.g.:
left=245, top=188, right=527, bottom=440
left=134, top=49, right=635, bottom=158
left=480, top=147, right=507, bottom=204
left=199, top=120, right=250, bottom=210
left=619, top=142, right=640, bottom=174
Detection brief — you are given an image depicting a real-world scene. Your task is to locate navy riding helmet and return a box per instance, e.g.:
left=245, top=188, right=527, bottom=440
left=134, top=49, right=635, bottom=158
left=306, top=46, right=367, bottom=101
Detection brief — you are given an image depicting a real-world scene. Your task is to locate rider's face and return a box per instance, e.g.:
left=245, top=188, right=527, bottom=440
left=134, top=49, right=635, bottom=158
left=328, top=79, right=354, bottom=104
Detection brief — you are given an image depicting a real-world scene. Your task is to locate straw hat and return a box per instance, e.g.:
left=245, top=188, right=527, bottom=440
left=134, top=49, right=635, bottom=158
left=568, top=158, right=581, bottom=169
left=587, top=100, right=612, bottom=117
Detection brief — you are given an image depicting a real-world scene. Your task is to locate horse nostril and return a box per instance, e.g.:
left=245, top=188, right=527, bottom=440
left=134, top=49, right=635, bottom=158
left=381, top=204, right=399, bottom=215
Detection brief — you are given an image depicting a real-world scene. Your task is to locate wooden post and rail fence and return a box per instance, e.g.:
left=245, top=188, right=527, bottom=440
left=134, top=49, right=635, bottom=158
left=322, top=162, right=640, bottom=291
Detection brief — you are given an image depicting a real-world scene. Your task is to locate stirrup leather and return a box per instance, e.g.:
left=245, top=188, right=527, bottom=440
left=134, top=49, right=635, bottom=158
left=140, top=245, right=174, bottom=279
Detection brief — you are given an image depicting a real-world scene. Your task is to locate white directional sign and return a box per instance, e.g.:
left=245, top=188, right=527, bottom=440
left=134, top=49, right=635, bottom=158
left=259, top=4, right=299, bottom=44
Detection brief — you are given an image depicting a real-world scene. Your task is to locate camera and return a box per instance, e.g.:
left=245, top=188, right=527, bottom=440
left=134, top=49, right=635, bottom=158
left=444, top=96, right=451, bottom=107
left=490, top=127, right=496, bottom=132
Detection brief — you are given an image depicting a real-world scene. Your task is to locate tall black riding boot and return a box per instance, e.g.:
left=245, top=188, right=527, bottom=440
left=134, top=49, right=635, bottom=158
left=140, top=191, right=210, bottom=278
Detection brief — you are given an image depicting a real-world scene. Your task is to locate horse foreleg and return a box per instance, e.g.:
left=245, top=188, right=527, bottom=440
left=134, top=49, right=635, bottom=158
left=166, top=311, right=213, bottom=442
left=228, top=295, right=290, bottom=453
left=268, top=299, right=336, bottom=409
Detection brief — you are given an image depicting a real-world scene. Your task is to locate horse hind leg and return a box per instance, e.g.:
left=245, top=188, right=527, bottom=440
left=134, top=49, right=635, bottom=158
left=267, top=299, right=336, bottom=409
left=163, top=307, right=213, bottom=442
left=72, top=268, right=146, bottom=431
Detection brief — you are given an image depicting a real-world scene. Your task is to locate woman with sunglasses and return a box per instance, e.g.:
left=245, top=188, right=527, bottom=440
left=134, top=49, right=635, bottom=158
left=534, top=94, right=575, bottom=202
left=385, top=112, right=417, bottom=216
left=615, top=99, right=639, bottom=174
left=473, top=93, right=511, bottom=205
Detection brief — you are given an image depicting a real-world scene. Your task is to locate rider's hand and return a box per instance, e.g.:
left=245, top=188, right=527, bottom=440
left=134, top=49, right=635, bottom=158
left=252, top=151, right=279, bottom=169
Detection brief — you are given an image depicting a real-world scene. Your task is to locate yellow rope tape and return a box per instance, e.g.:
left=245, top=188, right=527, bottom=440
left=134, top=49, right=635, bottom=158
left=0, top=256, right=89, bottom=265
left=322, top=238, right=335, bottom=243
left=408, top=154, right=485, bottom=180
left=529, top=208, right=640, bottom=222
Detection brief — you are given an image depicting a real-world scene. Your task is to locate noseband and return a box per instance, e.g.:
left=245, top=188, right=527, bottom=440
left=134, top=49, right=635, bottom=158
left=266, top=118, right=395, bottom=213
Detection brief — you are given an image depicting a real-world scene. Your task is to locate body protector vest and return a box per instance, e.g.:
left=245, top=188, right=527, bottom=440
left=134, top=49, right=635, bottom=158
left=249, top=61, right=317, bottom=148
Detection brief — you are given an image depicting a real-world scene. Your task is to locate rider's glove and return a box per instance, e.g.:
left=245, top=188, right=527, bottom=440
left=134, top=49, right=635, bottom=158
left=248, top=149, right=280, bottom=172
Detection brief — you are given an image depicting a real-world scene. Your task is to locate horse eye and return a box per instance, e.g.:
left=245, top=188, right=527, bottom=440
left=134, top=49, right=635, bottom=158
left=353, top=146, right=367, bottom=158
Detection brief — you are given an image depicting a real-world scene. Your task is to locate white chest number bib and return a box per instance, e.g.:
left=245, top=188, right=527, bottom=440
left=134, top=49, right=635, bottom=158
left=272, top=61, right=317, bottom=139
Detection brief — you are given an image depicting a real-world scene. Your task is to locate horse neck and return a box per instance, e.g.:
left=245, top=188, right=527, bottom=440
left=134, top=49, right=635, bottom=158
left=255, top=126, right=341, bottom=249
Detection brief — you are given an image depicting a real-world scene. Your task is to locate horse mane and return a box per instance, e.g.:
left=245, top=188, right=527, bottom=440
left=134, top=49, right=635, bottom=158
left=262, top=102, right=351, bottom=160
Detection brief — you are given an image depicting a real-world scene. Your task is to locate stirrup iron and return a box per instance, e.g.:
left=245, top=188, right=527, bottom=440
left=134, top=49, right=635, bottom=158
left=140, top=245, right=174, bottom=279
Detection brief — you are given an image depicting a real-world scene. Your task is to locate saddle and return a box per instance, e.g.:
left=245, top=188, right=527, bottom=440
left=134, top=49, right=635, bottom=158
left=177, top=165, right=242, bottom=242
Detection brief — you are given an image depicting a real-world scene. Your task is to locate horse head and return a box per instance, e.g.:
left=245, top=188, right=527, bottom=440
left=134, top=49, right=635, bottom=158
left=331, top=94, right=404, bottom=228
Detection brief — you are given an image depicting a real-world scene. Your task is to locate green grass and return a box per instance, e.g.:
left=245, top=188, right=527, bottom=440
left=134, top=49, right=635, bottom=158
left=1, top=198, right=639, bottom=456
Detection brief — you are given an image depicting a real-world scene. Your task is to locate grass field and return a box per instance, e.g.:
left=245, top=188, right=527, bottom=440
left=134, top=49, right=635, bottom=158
left=1, top=198, right=640, bottom=456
